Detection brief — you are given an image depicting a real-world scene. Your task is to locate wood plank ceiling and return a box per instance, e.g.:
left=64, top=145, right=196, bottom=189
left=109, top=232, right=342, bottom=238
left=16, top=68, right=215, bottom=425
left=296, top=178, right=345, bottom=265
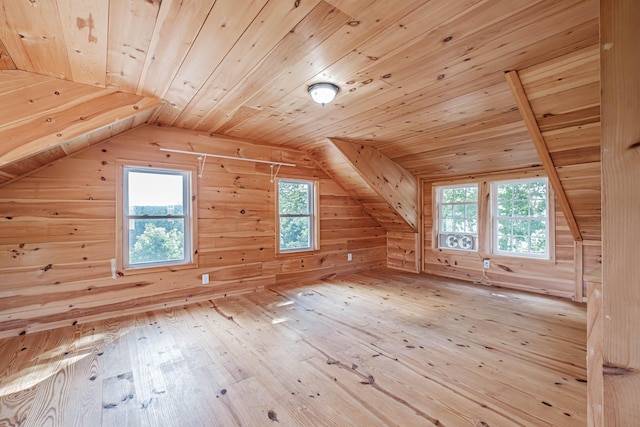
left=0, top=0, right=600, bottom=232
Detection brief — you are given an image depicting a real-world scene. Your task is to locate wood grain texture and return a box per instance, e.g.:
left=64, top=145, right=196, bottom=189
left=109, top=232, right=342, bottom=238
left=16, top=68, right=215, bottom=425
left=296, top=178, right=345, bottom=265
left=0, top=0, right=599, bottom=185
left=309, top=139, right=412, bottom=232
left=505, top=70, right=582, bottom=242
left=387, top=231, right=419, bottom=273
left=330, top=138, right=418, bottom=231
left=0, top=37, right=15, bottom=70
left=0, top=271, right=587, bottom=426
left=600, top=0, right=640, bottom=424
left=423, top=172, right=577, bottom=299
left=0, top=70, right=162, bottom=181
left=0, top=125, right=386, bottom=337
left=55, top=0, right=109, bottom=87
left=519, top=44, right=601, bottom=241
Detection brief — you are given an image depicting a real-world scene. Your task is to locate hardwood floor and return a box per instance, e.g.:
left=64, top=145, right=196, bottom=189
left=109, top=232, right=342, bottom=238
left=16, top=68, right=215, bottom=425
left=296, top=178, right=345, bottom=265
left=0, top=271, right=587, bottom=426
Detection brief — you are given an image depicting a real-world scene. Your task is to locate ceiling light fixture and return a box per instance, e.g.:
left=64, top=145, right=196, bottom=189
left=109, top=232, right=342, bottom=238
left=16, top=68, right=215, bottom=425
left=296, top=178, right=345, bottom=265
left=308, top=82, right=339, bottom=106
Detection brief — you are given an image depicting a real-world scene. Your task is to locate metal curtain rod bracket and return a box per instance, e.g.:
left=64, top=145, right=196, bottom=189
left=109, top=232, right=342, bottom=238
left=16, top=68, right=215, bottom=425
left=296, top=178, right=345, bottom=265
left=159, top=148, right=296, bottom=181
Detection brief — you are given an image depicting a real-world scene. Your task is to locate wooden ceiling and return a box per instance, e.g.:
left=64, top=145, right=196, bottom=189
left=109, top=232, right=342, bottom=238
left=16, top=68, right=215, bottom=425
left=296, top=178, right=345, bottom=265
left=0, top=0, right=600, bottom=237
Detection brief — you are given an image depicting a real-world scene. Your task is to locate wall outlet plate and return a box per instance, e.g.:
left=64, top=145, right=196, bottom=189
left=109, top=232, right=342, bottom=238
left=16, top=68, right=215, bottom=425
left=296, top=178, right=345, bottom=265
left=483, top=259, right=490, bottom=269
left=202, top=273, right=209, bottom=284
left=347, top=253, right=352, bottom=261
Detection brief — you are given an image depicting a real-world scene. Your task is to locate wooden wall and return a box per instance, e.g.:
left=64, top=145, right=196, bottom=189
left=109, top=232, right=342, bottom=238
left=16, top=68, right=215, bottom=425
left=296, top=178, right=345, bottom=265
left=422, top=171, right=576, bottom=298
left=387, top=231, right=419, bottom=273
left=598, top=0, right=640, bottom=423
left=0, top=125, right=386, bottom=338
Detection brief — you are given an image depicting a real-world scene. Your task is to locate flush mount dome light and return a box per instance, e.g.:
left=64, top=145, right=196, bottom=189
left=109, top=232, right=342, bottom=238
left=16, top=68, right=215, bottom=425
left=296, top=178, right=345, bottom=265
left=308, top=82, right=339, bottom=106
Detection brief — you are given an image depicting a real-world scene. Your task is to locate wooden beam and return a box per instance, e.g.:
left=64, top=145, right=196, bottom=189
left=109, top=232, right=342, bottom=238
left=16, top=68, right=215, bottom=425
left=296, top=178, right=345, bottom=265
left=586, top=276, right=603, bottom=426
left=330, top=138, right=418, bottom=231
left=600, top=0, right=640, bottom=424
left=574, top=240, right=584, bottom=302
left=0, top=38, right=16, bottom=70
left=505, top=70, right=582, bottom=241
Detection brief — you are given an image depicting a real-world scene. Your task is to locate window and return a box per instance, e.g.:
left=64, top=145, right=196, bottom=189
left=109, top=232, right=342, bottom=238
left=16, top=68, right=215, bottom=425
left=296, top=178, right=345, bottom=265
left=492, top=178, right=549, bottom=258
left=436, top=184, right=478, bottom=251
left=277, top=179, right=318, bottom=253
left=122, top=167, right=192, bottom=269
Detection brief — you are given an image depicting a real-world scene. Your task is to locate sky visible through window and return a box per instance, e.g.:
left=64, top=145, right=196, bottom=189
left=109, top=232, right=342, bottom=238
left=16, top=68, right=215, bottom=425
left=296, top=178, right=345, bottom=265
left=128, top=171, right=183, bottom=208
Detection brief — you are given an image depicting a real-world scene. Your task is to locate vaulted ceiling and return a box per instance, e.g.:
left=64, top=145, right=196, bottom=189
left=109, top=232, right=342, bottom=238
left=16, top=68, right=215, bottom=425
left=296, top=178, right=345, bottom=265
left=0, top=0, right=601, bottom=237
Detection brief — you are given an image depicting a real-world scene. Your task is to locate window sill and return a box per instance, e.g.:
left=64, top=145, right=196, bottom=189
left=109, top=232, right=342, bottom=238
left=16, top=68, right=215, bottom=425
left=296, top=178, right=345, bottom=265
left=275, top=248, right=320, bottom=257
left=485, top=253, right=555, bottom=264
left=117, top=262, right=198, bottom=276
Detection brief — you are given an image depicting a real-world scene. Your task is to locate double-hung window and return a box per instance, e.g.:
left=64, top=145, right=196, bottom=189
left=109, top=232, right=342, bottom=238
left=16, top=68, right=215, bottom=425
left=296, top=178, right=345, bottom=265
left=122, top=167, right=192, bottom=269
left=492, top=178, right=549, bottom=258
left=437, top=184, right=478, bottom=251
left=277, top=178, right=318, bottom=253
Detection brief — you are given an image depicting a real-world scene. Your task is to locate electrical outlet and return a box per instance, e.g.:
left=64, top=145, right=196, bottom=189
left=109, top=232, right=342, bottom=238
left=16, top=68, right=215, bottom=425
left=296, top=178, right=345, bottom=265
left=347, top=253, right=352, bottom=261
left=483, top=259, right=490, bottom=269
left=202, top=273, right=209, bottom=284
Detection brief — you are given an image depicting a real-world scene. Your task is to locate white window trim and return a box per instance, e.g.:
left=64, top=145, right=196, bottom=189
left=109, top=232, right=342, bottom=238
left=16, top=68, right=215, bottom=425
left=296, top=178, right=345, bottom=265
left=116, top=161, right=198, bottom=273
left=491, top=177, right=550, bottom=259
left=276, top=178, right=319, bottom=254
left=435, top=183, right=479, bottom=252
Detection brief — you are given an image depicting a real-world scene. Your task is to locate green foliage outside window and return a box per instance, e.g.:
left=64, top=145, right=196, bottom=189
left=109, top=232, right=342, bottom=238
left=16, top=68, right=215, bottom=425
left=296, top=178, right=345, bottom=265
left=279, top=180, right=313, bottom=251
left=129, top=217, right=185, bottom=264
left=124, top=168, right=189, bottom=268
left=440, top=185, right=478, bottom=234
left=495, top=180, right=548, bottom=255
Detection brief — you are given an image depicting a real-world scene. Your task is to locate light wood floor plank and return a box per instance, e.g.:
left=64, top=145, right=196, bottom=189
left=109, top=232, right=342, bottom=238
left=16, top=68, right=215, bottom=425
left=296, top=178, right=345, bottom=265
left=0, top=271, right=586, bottom=426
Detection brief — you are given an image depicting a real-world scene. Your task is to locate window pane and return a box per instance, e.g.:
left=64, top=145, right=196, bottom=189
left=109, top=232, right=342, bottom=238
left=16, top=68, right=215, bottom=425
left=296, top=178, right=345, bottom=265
left=442, top=218, right=454, bottom=232
left=466, top=219, right=478, bottom=233
left=497, top=199, right=512, bottom=217
left=466, top=204, right=477, bottom=219
left=441, top=204, right=453, bottom=219
left=513, top=183, right=529, bottom=200
left=493, top=179, right=548, bottom=257
left=466, top=186, right=478, bottom=201
left=513, top=199, right=530, bottom=216
left=279, top=217, right=311, bottom=250
left=279, top=181, right=310, bottom=215
left=129, top=218, right=185, bottom=265
left=497, top=184, right=512, bottom=202
left=511, top=234, right=528, bottom=253
left=530, top=199, right=547, bottom=217
left=128, top=171, right=184, bottom=215
left=452, top=188, right=465, bottom=202
left=437, top=185, right=478, bottom=251
left=441, top=188, right=455, bottom=203
left=453, top=204, right=466, bottom=218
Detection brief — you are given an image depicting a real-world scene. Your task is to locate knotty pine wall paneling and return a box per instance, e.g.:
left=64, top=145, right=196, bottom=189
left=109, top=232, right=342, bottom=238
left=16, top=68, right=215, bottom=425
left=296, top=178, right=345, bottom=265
left=422, top=173, right=577, bottom=299
left=0, top=125, right=386, bottom=338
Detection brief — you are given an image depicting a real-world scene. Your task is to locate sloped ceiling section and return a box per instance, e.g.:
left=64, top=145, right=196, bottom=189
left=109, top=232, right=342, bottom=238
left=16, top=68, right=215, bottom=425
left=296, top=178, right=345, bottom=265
left=0, top=70, right=162, bottom=185
left=0, top=0, right=600, bottom=236
left=310, top=138, right=416, bottom=232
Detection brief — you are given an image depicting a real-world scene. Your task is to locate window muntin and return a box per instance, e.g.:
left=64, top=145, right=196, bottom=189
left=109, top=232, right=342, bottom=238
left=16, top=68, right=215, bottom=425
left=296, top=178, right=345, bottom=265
left=437, top=184, right=478, bottom=251
left=492, top=178, right=549, bottom=258
left=277, top=179, right=317, bottom=253
left=123, top=167, right=192, bottom=268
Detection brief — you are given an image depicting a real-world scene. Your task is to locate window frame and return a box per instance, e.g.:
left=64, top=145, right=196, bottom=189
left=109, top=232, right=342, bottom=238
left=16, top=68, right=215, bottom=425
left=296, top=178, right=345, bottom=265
left=491, top=177, right=551, bottom=259
left=275, top=178, right=319, bottom=254
left=116, top=161, right=197, bottom=273
left=429, top=174, right=555, bottom=264
left=435, top=183, right=479, bottom=252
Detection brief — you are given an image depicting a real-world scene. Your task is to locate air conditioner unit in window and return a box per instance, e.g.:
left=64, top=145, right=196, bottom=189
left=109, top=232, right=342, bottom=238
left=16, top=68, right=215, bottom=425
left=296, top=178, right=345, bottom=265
left=439, top=233, right=477, bottom=250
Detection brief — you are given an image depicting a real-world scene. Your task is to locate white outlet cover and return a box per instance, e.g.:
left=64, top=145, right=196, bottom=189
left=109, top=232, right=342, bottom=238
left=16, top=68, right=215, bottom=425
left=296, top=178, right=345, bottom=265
left=202, top=273, right=209, bottom=284
left=348, top=253, right=352, bottom=261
